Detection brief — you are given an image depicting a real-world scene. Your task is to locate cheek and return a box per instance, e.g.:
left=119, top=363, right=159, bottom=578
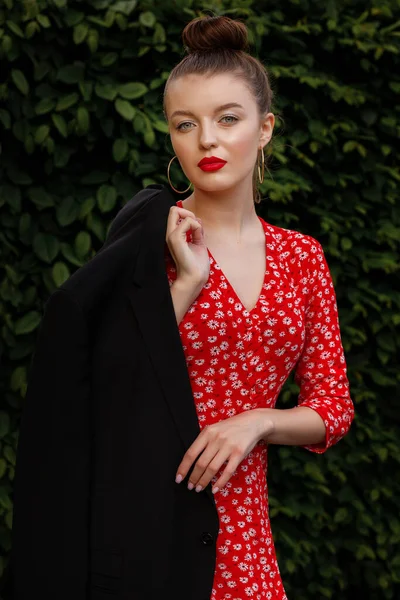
left=171, top=136, right=193, bottom=167
left=228, top=129, right=258, bottom=161
left=170, top=133, right=183, bottom=155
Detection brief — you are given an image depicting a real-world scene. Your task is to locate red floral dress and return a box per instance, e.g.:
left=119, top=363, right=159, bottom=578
left=165, top=200, right=354, bottom=600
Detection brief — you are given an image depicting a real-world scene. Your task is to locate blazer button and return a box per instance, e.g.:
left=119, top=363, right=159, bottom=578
left=201, top=532, right=214, bottom=546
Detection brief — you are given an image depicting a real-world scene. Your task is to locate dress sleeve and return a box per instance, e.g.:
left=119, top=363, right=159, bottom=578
left=9, top=289, right=92, bottom=599
left=293, top=238, right=355, bottom=453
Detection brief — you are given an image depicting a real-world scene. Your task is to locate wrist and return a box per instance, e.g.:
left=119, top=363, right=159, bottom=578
left=254, top=408, right=275, bottom=442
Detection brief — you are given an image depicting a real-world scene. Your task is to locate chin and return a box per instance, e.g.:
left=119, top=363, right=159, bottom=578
left=193, top=176, right=239, bottom=194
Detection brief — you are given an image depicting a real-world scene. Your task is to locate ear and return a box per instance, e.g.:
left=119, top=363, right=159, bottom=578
left=259, top=112, right=275, bottom=147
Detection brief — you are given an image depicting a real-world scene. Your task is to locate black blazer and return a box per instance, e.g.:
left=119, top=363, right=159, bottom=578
left=7, top=184, right=219, bottom=600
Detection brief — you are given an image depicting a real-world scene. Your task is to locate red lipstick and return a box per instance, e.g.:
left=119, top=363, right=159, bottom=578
left=198, top=156, right=227, bottom=172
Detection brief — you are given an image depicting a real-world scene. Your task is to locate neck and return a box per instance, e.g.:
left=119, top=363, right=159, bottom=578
left=182, top=178, right=258, bottom=240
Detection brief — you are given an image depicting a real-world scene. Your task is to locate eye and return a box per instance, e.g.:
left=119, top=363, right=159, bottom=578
left=220, top=115, right=239, bottom=124
left=176, top=121, right=193, bottom=131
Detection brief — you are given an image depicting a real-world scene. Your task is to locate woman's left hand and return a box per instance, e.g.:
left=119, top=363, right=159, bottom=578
left=175, top=409, right=274, bottom=494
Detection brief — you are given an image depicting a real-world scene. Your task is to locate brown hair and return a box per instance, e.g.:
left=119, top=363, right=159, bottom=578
left=163, top=15, right=274, bottom=203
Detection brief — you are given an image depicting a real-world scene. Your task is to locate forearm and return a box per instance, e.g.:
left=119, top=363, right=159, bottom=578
left=170, top=277, right=204, bottom=325
left=255, top=406, right=326, bottom=446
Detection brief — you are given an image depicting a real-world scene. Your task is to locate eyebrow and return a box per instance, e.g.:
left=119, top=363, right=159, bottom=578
left=170, top=102, right=245, bottom=120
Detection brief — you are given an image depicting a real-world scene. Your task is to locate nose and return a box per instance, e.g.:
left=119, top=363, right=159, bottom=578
left=198, top=121, right=218, bottom=149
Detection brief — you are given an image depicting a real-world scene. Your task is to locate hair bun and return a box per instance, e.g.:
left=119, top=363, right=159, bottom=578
left=182, top=15, right=249, bottom=54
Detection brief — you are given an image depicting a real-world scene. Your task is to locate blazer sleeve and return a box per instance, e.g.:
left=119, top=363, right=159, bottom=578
left=294, top=238, right=355, bottom=453
left=9, top=288, right=92, bottom=599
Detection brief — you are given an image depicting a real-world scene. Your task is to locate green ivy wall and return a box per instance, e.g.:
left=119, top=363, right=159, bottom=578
left=0, top=0, right=399, bottom=598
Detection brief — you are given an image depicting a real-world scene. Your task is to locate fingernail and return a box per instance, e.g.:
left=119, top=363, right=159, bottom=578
left=212, top=487, right=219, bottom=494
left=195, top=485, right=202, bottom=493
left=175, top=474, right=183, bottom=484
left=187, top=482, right=194, bottom=490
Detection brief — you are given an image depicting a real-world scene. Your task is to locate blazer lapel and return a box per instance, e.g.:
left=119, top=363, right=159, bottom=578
left=126, top=187, right=216, bottom=506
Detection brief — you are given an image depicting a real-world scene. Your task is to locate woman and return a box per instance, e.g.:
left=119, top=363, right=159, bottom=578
left=8, top=14, right=354, bottom=600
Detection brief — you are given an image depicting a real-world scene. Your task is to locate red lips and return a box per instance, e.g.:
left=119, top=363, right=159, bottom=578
left=198, top=156, right=227, bottom=167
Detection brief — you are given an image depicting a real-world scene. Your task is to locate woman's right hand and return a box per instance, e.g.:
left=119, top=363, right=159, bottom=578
left=166, top=206, right=210, bottom=288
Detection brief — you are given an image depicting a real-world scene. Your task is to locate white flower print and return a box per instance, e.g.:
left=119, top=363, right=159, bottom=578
left=165, top=207, right=354, bottom=600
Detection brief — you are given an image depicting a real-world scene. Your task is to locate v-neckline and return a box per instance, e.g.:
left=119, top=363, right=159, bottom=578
left=176, top=200, right=268, bottom=315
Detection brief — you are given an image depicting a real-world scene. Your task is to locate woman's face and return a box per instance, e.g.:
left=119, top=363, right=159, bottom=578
left=165, top=72, right=274, bottom=194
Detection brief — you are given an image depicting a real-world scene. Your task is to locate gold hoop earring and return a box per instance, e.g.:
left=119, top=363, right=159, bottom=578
left=167, top=156, right=192, bottom=194
left=258, top=147, right=265, bottom=184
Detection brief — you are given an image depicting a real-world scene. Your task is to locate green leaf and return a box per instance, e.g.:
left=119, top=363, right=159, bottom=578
left=118, top=82, right=148, bottom=100
left=112, top=138, right=128, bottom=162
left=63, top=9, right=83, bottom=26
left=7, top=166, right=32, bottom=185
left=28, top=187, right=54, bottom=209
left=341, top=237, right=352, bottom=251
left=334, top=507, right=348, bottom=523
left=0, top=109, right=11, bottom=129
left=81, top=171, right=110, bottom=184
left=144, top=128, right=155, bottom=147
left=60, top=242, right=85, bottom=267
left=6, top=20, right=24, bottom=38
left=12, top=120, right=29, bottom=142
left=0, top=487, right=13, bottom=511
left=51, top=113, right=68, bottom=138
left=57, top=63, right=85, bottom=84
left=304, top=462, right=326, bottom=483
left=97, top=185, right=117, bottom=213
left=56, top=93, right=79, bottom=111
left=343, top=141, right=357, bottom=153
left=86, top=213, right=105, bottom=242
left=95, top=83, right=118, bottom=101
left=35, top=98, right=56, bottom=115
left=137, top=46, right=150, bottom=57
left=0, top=459, right=7, bottom=478
left=19, top=213, right=32, bottom=237
left=101, top=52, right=118, bottom=67
left=79, top=81, right=93, bottom=102
left=1, top=184, right=21, bottom=212
left=73, top=22, right=88, bottom=44
left=11, top=70, right=29, bottom=95
left=3, top=446, right=16, bottom=467
left=74, top=231, right=91, bottom=257
left=34, top=125, right=50, bottom=144
left=76, top=106, right=90, bottom=133
left=0, top=412, right=10, bottom=439
left=10, top=367, right=26, bottom=393
left=115, top=98, right=135, bottom=121
left=139, top=11, right=156, bottom=28
left=37, top=14, right=51, bottom=28
left=78, top=196, right=95, bottom=219
left=87, top=30, right=99, bottom=52
left=56, top=196, right=78, bottom=226
left=2, top=34, right=13, bottom=53
left=153, top=23, right=166, bottom=44
left=33, top=233, right=60, bottom=263
left=109, top=0, right=137, bottom=16
left=153, top=120, right=169, bottom=134
left=15, top=311, right=42, bottom=335
left=34, top=63, right=51, bottom=81
left=52, top=262, right=71, bottom=287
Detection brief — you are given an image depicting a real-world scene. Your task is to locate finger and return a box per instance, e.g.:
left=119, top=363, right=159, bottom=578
left=173, top=217, right=202, bottom=242
left=212, top=451, right=243, bottom=493
left=192, top=447, right=231, bottom=492
left=166, top=206, right=197, bottom=238
left=187, top=443, right=221, bottom=491
left=175, top=432, right=208, bottom=483
left=191, top=220, right=204, bottom=245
